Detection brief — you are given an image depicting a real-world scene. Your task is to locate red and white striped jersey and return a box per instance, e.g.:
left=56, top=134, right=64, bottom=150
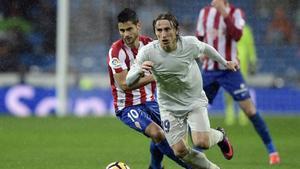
left=107, top=35, right=156, bottom=112
left=196, top=5, right=245, bottom=71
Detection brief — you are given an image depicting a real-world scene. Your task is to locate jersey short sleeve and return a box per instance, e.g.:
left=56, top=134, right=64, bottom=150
left=186, top=36, right=206, bottom=59
left=108, top=47, right=128, bottom=74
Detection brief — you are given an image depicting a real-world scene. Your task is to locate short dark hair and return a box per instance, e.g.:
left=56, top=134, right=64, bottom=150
left=117, top=8, right=139, bottom=24
left=152, top=12, right=179, bottom=35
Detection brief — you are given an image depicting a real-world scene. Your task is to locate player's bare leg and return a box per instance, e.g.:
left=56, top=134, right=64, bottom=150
left=172, top=139, right=220, bottom=169
left=191, top=128, right=233, bottom=160
left=186, top=106, right=233, bottom=161
left=145, top=122, right=191, bottom=168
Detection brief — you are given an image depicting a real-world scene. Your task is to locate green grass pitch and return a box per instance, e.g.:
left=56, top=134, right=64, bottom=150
left=0, top=116, right=299, bottom=169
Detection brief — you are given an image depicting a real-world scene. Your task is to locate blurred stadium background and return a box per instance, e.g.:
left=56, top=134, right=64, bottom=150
left=0, top=0, right=299, bottom=116
left=1, top=1, right=300, bottom=169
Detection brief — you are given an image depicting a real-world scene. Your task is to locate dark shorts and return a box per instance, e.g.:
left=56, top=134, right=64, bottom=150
left=116, top=101, right=161, bottom=137
left=202, top=70, right=251, bottom=104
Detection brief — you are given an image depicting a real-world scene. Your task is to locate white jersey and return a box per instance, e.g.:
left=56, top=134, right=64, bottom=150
left=135, top=36, right=209, bottom=116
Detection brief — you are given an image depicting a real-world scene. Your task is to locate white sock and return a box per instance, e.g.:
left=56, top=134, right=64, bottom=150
left=182, top=148, right=220, bottom=169
left=208, top=128, right=223, bottom=148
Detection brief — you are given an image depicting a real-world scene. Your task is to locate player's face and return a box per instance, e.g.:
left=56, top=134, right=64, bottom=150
left=154, top=20, right=178, bottom=52
left=118, top=21, right=140, bottom=48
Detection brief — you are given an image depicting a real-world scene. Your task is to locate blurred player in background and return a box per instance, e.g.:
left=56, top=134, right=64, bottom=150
left=224, top=23, right=257, bottom=126
left=195, top=0, right=280, bottom=165
left=107, top=8, right=190, bottom=169
left=127, top=12, right=237, bottom=169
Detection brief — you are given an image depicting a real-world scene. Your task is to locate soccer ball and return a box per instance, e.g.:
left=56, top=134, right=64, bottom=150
left=105, top=161, right=130, bottom=169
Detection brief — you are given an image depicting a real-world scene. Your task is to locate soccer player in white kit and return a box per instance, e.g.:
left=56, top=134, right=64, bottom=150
left=108, top=8, right=191, bottom=169
left=127, top=13, right=238, bottom=169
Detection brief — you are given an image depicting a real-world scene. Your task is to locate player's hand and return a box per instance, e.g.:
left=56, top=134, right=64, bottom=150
left=226, top=61, right=239, bottom=71
left=141, top=61, right=154, bottom=72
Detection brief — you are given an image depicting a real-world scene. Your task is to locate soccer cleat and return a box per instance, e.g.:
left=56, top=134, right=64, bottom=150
left=269, top=152, right=280, bottom=165
left=216, top=127, right=234, bottom=160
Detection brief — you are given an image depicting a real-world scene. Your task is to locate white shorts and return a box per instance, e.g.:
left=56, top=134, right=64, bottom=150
left=160, top=106, right=211, bottom=146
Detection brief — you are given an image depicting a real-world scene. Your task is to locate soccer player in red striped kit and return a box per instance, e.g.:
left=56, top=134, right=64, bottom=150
left=107, top=8, right=190, bottom=169
left=196, top=0, right=280, bottom=165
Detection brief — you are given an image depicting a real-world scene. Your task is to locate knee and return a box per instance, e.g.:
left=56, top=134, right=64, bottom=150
left=149, top=128, right=165, bottom=142
left=239, top=99, right=256, bottom=116
left=146, top=122, right=166, bottom=142
left=243, top=106, right=256, bottom=116
left=147, top=127, right=165, bottom=143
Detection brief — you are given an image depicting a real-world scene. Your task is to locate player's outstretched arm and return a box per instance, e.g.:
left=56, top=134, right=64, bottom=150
left=202, top=43, right=238, bottom=71
left=203, top=43, right=227, bottom=65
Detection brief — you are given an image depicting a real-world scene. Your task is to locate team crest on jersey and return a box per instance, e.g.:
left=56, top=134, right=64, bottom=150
left=110, top=58, right=122, bottom=69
